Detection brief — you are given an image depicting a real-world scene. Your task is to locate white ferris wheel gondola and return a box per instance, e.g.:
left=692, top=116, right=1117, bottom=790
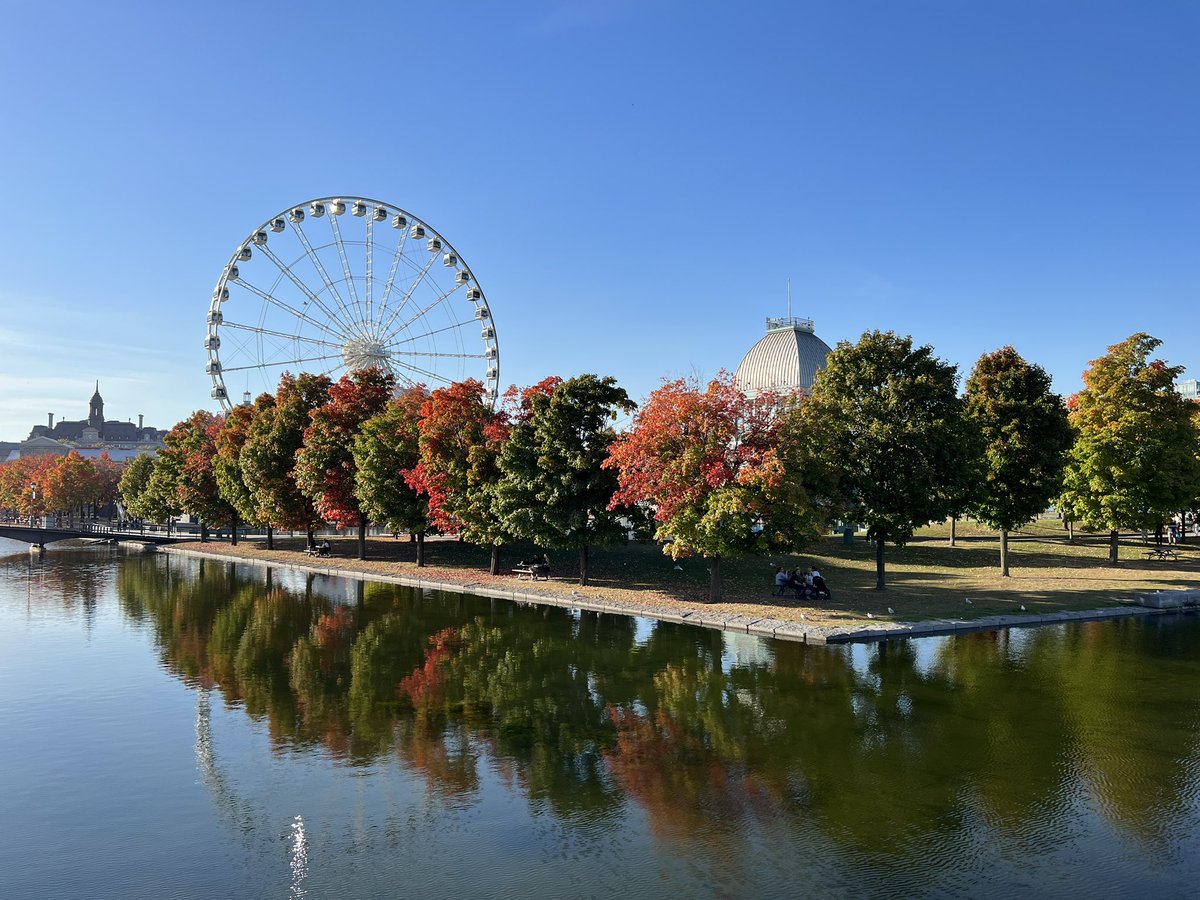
left=205, top=196, right=500, bottom=408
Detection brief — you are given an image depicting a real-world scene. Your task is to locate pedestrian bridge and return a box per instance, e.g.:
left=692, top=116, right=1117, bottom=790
left=0, top=521, right=197, bottom=548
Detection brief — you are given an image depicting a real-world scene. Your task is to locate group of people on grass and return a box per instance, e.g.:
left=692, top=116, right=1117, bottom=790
left=774, top=565, right=831, bottom=601
left=1154, top=514, right=1198, bottom=546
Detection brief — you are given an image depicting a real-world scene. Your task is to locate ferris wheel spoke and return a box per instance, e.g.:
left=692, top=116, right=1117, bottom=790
left=252, top=243, right=351, bottom=338
left=387, top=347, right=487, bottom=360
left=377, top=247, right=441, bottom=337
left=290, top=220, right=360, bottom=330
left=381, top=281, right=466, bottom=343
left=313, top=365, right=340, bottom=382
left=326, top=212, right=365, bottom=329
left=230, top=279, right=349, bottom=342
left=219, top=321, right=345, bottom=350
left=388, top=367, right=417, bottom=389
left=364, top=214, right=374, bottom=327
left=389, top=318, right=477, bottom=347
left=391, top=358, right=455, bottom=386
left=222, top=352, right=344, bottom=373
left=377, top=226, right=410, bottom=327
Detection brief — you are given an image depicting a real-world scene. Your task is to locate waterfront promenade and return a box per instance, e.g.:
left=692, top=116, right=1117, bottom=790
left=159, top=522, right=1200, bottom=644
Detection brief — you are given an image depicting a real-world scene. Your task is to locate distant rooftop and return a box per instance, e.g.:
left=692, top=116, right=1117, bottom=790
left=765, top=316, right=815, bottom=334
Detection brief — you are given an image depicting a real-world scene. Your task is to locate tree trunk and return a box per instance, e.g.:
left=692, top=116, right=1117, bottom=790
left=409, top=532, right=416, bottom=543
left=200, top=520, right=209, bottom=543
left=1109, top=529, right=1119, bottom=564
left=950, top=517, right=957, bottom=547
left=875, top=538, right=886, bottom=590
left=416, top=532, right=425, bottom=567
left=1067, top=520, right=1074, bottom=543
left=707, top=555, right=722, bottom=603
left=230, top=512, right=239, bottom=546
left=1000, top=529, right=1009, bottom=577
left=306, top=525, right=315, bottom=551
left=489, top=545, right=500, bottom=576
left=357, top=520, right=367, bottom=560
left=579, top=545, right=590, bottom=586
left=266, top=525, right=274, bottom=550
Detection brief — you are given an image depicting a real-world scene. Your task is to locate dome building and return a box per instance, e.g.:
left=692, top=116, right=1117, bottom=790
left=735, top=316, right=833, bottom=398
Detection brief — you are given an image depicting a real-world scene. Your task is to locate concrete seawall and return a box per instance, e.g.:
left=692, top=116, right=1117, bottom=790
left=159, top=545, right=1197, bottom=645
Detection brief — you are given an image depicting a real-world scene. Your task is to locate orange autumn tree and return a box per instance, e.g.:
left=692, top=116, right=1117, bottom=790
left=40, top=451, right=99, bottom=523
left=605, top=373, right=822, bottom=602
left=0, top=455, right=57, bottom=518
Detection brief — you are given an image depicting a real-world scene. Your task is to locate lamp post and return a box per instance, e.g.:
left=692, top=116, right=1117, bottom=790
left=29, top=481, right=39, bottom=527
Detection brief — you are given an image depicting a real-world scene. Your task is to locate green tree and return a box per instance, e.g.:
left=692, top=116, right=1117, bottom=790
left=241, top=372, right=331, bottom=550
left=792, top=330, right=977, bottom=591
left=352, top=386, right=431, bottom=565
left=295, top=367, right=396, bottom=560
left=963, top=347, right=1073, bottom=576
left=1058, top=333, right=1200, bottom=563
left=119, top=453, right=180, bottom=526
left=497, top=375, right=635, bottom=585
left=607, top=373, right=822, bottom=602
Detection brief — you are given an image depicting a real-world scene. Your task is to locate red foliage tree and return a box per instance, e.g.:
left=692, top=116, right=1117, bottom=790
left=241, top=372, right=332, bottom=550
left=606, top=373, right=820, bottom=601
left=408, top=379, right=511, bottom=574
left=294, top=367, right=396, bottom=560
left=161, top=410, right=238, bottom=540
left=91, top=453, right=121, bottom=515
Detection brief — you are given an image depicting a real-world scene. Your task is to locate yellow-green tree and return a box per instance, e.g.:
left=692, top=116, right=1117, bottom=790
left=1058, top=334, right=1200, bottom=563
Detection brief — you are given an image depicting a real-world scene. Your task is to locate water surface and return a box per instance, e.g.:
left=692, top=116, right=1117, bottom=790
left=1, top=544, right=1197, bottom=898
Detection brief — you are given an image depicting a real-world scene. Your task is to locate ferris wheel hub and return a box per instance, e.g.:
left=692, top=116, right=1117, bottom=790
left=342, top=336, right=391, bottom=372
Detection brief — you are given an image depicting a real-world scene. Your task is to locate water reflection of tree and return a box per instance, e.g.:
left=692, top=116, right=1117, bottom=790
left=117, top=552, right=1200, bottom=875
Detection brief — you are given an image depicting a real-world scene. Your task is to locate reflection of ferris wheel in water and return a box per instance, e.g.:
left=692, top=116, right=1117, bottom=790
left=206, top=196, right=499, bottom=410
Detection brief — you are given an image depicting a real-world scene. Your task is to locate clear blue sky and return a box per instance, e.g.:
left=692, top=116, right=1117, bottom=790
left=0, top=0, right=1196, bottom=440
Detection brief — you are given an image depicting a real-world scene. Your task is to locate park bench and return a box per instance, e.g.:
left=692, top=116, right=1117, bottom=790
left=306, top=545, right=332, bottom=558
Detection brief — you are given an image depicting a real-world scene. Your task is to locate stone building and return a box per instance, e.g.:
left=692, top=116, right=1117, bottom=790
left=17, top=383, right=167, bottom=461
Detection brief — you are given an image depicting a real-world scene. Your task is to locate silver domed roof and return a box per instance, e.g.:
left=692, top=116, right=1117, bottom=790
left=735, top=317, right=832, bottom=397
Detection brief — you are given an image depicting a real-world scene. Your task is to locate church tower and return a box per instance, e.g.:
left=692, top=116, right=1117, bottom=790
left=88, top=381, right=104, bottom=430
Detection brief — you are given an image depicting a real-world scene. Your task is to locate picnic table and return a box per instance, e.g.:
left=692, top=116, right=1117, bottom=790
left=306, top=544, right=332, bottom=558
left=1144, top=547, right=1180, bottom=561
left=512, top=564, right=550, bottom=581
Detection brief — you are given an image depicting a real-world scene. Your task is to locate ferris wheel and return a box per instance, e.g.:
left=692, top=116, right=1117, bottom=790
left=205, top=196, right=499, bottom=409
